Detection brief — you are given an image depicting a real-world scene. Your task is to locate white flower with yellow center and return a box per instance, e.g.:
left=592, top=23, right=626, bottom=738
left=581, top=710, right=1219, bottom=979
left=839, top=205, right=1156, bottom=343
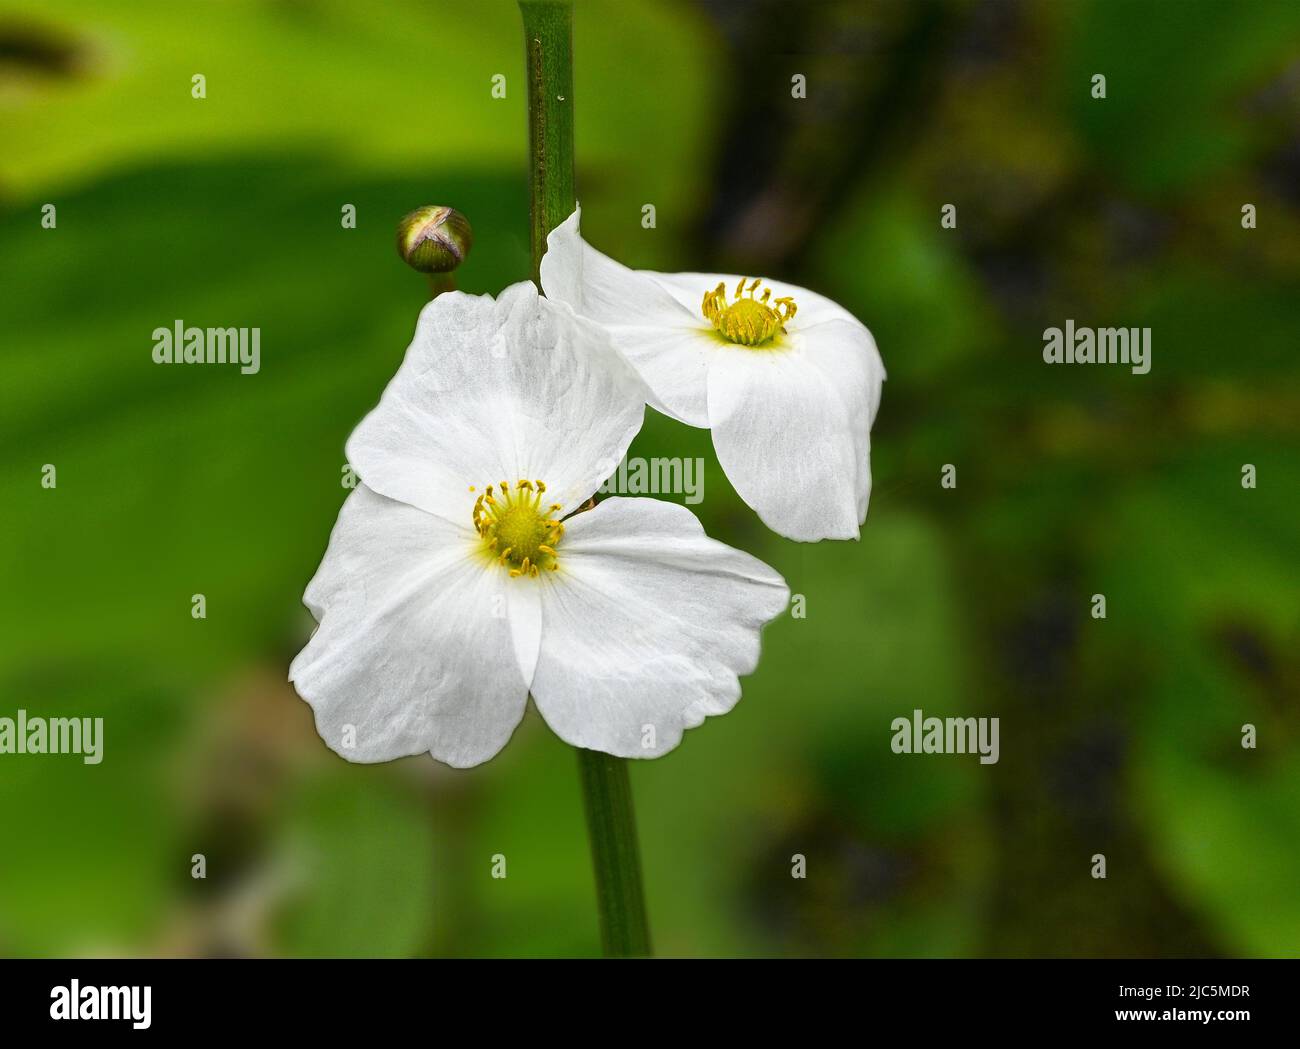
left=289, top=282, right=790, bottom=768
left=541, top=208, right=885, bottom=542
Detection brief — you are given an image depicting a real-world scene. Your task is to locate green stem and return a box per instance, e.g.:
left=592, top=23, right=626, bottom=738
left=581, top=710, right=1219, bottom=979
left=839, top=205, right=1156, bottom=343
left=575, top=748, right=652, bottom=957
left=519, top=0, right=651, bottom=957
left=520, top=0, right=576, bottom=286
left=427, top=272, right=456, bottom=299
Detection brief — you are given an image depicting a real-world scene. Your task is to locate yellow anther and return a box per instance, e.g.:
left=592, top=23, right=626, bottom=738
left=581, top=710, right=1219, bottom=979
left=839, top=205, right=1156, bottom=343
left=701, top=277, right=796, bottom=347
left=473, top=476, right=562, bottom=578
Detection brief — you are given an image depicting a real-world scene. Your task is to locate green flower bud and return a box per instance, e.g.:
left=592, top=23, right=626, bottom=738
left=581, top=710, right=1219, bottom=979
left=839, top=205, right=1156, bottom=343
left=396, top=206, right=473, bottom=273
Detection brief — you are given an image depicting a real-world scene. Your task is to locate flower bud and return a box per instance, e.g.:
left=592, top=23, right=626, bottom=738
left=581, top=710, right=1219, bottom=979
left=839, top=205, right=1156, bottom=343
left=396, top=206, right=473, bottom=273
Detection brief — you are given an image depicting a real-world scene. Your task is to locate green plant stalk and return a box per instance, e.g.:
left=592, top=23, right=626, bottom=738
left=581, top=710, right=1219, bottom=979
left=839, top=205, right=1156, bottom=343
left=518, top=0, right=652, bottom=958
left=575, top=747, right=652, bottom=957
left=520, top=0, right=576, bottom=286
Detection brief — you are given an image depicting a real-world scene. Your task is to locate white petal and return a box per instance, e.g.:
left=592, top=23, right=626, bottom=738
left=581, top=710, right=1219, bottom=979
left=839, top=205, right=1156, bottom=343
left=507, top=581, right=542, bottom=689
left=290, top=485, right=529, bottom=768
left=541, top=208, right=713, bottom=426
left=528, top=497, right=789, bottom=758
left=791, top=316, right=883, bottom=520
left=346, top=280, right=646, bottom=524
left=706, top=322, right=877, bottom=542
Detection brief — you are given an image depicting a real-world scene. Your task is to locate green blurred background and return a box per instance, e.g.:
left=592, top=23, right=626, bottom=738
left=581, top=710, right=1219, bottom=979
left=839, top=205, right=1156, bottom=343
left=1, top=0, right=1297, bottom=957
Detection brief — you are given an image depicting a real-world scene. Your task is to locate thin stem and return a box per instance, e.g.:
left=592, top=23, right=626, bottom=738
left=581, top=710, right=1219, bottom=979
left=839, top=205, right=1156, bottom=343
left=520, top=0, right=576, bottom=286
left=427, top=272, right=457, bottom=299
left=519, top=0, right=651, bottom=958
left=575, top=748, right=652, bottom=957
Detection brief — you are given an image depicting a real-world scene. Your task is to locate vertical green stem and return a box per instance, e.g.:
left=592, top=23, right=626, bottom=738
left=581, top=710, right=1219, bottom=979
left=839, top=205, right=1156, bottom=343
left=519, top=0, right=652, bottom=958
left=520, top=0, right=576, bottom=286
left=575, top=748, right=652, bottom=957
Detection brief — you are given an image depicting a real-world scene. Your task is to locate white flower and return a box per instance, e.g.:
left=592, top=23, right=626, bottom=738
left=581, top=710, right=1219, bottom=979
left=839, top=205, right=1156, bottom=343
left=290, top=282, right=789, bottom=768
left=540, top=208, right=885, bottom=543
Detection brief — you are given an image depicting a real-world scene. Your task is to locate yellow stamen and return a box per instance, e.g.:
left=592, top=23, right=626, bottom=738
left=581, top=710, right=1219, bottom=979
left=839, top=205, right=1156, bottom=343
left=473, top=477, right=563, bottom=578
left=701, top=277, right=796, bottom=347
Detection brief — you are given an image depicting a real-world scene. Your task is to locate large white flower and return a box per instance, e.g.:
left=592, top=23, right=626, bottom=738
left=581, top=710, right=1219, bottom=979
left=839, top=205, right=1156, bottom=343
left=290, top=281, right=789, bottom=768
left=540, top=208, right=885, bottom=543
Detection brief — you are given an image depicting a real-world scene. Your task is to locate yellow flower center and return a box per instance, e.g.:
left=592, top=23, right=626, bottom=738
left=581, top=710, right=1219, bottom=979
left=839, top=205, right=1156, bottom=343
left=701, top=277, right=797, bottom=347
left=472, top=479, right=563, bottom=578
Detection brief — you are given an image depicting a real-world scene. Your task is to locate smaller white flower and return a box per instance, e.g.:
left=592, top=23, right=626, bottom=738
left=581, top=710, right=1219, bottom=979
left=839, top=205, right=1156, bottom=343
left=290, top=282, right=789, bottom=768
left=541, top=208, right=885, bottom=543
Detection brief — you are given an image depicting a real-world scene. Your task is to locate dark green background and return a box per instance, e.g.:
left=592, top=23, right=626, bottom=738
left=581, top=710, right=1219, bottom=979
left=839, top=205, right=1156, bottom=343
left=1, top=0, right=1297, bottom=957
